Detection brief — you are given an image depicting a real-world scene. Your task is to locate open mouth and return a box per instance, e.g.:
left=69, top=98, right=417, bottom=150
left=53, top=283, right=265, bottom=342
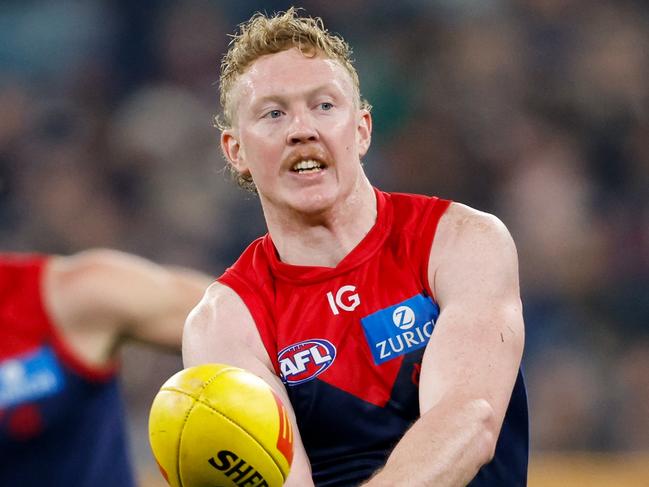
left=291, top=159, right=325, bottom=174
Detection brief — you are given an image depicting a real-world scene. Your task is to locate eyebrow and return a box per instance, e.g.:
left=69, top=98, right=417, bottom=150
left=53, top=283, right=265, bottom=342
left=251, top=83, right=343, bottom=109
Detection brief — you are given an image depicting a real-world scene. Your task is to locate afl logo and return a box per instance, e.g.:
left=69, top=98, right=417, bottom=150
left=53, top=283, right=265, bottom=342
left=278, top=339, right=336, bottom=386
left=393, top=305, right=416, bottom=330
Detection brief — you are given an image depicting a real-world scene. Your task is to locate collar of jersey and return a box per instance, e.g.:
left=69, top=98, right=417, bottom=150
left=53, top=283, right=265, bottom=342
left=262, top=187, right=393, bottom=284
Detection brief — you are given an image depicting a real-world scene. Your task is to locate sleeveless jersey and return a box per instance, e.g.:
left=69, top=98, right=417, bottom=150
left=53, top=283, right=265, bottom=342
left=0, top=254, right=135, bottom=487
left=219, top=189, right=529, bottom=486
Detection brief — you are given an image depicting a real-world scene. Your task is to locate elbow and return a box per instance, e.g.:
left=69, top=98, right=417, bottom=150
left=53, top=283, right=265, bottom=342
left=469, top=399, right=499, bottom=466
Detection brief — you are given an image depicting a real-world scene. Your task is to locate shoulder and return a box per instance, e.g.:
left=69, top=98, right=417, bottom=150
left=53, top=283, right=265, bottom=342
left=44, top=248, right=190, bottom=327
left=188, top=281, right=252, bottom=325
left=185, top=282, right=259, bottom=347
left=434, top=202, right=516, bottom=260
left=444, top=202, right=509, bottom=233
left=430, top=202, right=520, bottom=303
left=41, top=249, right=149, bottom=364
left=183, top=281, right=273, bottom=371
left=44, top=249, right=157, bottom=311
left=45, top=249, right=124, bottom=304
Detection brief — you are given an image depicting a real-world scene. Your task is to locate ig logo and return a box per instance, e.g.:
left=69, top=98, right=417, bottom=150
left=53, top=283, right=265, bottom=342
left=392, top=305, right=415, bottom=330
left=326, top=285, right=360, bottom=315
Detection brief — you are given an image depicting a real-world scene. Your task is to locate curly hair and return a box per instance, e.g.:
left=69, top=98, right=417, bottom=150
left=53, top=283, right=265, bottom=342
left=217, top=8, right=370, bottom=192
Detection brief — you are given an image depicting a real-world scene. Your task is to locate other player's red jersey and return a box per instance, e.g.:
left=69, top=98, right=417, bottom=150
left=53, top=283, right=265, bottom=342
left=0, top=254, right=135, bottom=487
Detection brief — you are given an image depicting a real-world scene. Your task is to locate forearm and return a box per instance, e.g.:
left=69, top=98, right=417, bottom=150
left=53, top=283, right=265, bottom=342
left=283, top=458, right=315, bottom=487
left=363, top=397, right=497, bottom=487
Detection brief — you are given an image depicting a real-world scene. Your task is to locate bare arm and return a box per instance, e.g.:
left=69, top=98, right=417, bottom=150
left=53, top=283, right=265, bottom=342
left=44, top=249, right=213, bottom=365
left=365, top=203, right=525, bottom=486
left=182, top=282, right=315, bottom=487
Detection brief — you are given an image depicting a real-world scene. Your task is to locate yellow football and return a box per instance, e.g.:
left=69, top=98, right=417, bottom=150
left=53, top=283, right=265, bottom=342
left=148, top=363, right=294, bottom=487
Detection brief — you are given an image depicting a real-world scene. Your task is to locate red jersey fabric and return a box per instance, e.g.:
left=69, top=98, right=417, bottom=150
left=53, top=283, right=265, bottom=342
left=218, top=189, right=528, bottom=486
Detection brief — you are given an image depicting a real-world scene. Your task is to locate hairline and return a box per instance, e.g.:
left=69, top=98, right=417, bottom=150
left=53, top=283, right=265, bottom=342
left=221, top=48, right=363, bottom=131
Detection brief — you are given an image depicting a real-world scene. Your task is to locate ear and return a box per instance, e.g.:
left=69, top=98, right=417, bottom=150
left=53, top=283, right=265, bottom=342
left=221, top=130, right=249, bottom=176
left=357, top=109, right=372, bottom=158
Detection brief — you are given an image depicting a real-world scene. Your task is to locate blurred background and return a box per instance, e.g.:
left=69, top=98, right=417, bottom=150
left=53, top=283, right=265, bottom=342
left=1, top=0, right=647, bottom=485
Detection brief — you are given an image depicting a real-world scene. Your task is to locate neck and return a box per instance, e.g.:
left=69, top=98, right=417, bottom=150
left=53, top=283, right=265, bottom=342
left=263, top=176, right=377, bottom=267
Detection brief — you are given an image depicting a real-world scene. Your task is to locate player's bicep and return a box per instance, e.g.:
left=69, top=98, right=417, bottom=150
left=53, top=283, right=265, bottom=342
left=420, top=206, right=524, bottom=422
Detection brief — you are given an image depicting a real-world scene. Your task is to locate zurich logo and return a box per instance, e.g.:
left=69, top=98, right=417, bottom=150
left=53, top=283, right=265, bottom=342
left=393, top=305, right=416, bottom=330
left=361, top=294, right=440, bottom=365
left=0, top=346, right=64, bottom=408
left=278, top=339, right=336, bottom=386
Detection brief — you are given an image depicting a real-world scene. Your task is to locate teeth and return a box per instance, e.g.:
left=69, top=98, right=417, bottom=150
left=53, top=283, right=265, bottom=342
left=292, top=159, right=323, bottom=172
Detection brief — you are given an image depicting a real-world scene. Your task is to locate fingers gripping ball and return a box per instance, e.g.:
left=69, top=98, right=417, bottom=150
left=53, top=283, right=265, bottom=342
left=149, top=364, right=294, bottom=487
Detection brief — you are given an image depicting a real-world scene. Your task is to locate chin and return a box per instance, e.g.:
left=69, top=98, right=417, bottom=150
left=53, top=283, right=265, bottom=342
left=289, top=187, right=339, bottom=214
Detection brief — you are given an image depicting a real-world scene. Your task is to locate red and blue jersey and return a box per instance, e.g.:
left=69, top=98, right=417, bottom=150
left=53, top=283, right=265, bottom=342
left=0, top=254, right=135, bottom=487
left=219, top=189, right=529, bottom=486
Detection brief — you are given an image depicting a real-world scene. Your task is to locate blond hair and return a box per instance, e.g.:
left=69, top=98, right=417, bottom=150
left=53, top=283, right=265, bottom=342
left=217, top=8, right=370, bottom=192
left=219, top=8, right=369, bottom=129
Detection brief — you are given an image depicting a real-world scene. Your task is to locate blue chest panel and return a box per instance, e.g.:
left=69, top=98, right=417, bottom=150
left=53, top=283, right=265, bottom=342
left=0, top=345, right=135, bottom=487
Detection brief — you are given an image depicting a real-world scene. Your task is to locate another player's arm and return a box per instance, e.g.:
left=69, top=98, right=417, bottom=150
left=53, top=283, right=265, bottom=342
left=364, top=203, right=525, bottom=486
left=182, top=282, right=315, bottom=487
left=44, top=249, right=213, bottom=364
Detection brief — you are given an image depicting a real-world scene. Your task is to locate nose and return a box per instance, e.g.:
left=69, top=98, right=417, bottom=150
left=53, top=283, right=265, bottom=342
left=286, top=112, right=318, bottom=145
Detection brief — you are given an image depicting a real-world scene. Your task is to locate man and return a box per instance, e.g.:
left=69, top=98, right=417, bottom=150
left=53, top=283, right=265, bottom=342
left=0, top=249, right=212, bottom=486
left=184, top=8, right=527, bottom=487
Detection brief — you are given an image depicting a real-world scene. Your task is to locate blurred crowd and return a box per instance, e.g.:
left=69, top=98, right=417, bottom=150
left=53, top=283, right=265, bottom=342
left=1, top=0, right=647, bottom=475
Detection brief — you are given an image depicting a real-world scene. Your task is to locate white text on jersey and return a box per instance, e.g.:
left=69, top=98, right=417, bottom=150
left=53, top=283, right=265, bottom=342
left=326, top=285, right=360, bottom=315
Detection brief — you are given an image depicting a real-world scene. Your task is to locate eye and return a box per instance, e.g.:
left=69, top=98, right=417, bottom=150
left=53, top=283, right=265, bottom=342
left=319, top=102, right=333, bottom=111
left=264, top=109, right=283, bottom=119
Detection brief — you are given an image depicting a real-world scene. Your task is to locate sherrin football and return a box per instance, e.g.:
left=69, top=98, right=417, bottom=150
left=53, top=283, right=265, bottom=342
left=148, top=363, right=294, bottom=487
